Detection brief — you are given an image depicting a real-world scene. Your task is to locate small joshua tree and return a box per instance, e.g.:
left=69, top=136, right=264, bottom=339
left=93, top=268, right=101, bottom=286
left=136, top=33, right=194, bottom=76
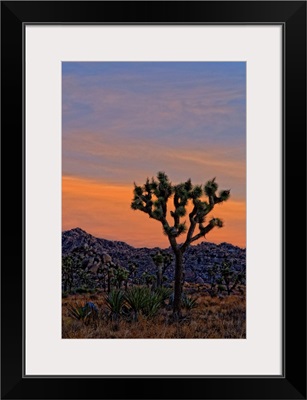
left=114, top=266, right=129, bottom=290
left=141, top=271, right=157, bottom=288
left=105, top=262, right=129, bottom=292
left=151, top=250, right=173, bottom=288
left=217, top=260, right=246, bottom=296
left=128, top=261, right=138, bottom=282
left=131, top=171, right=230, bottom=316
left=62, top=256, right=73, bottom=293
left=206, top=263, right=220, bottom=297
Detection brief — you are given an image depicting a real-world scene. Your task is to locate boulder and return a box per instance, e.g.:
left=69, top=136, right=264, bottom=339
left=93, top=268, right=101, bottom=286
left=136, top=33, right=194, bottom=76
left=196, top=277, right=205, bottom=285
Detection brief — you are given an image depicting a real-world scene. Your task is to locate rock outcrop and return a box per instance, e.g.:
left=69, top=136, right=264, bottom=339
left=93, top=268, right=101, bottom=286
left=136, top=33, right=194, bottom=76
left=62, top=227, right=246, bottom=285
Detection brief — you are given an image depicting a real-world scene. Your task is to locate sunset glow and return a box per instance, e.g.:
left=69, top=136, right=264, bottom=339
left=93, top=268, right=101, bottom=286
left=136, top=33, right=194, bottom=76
left=62, top=62, right=246, bottom=248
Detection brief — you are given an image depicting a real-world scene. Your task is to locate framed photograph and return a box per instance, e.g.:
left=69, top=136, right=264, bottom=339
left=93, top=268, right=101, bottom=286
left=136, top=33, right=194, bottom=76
left=1, top=1, right=306, bottom=399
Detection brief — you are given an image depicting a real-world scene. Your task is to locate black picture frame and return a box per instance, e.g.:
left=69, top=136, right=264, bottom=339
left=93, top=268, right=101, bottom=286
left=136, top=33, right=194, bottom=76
left=1, top=1, right=306, bottom=399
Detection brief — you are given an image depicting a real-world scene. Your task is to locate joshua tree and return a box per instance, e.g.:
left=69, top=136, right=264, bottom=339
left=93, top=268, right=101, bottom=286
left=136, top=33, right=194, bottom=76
left=141, top=271, right=157, bottom=288
left=151, top=250, right=173, bottom=288
left=114, top=266, right=129, bottom=290
left=217, top=260, right=246, bottom=296
left=103, top=261, right=130, bottom=292
left=131, top=171, right=230, bottom=316
left=128, top=261, right=138, bottom=282
left=62, top=256, right=73, bottom=293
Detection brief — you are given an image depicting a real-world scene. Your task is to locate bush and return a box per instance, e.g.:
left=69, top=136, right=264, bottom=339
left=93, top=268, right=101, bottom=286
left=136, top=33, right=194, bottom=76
left=75, top=287, right=89, bottom=294
left=125, top=286, right=163, bottom=320
left=67, top=301, right=98, bottom=323
left=154, top=287, right=172, bottom=304
left=181, top=294, right=198, bottom=310
left=142, top=292, right=164, bottom=318
left=169, top=292, right=198, bottom=310
left=125, top=287, right=149, bottom=321
left=104, top=289, right=125, bottom=321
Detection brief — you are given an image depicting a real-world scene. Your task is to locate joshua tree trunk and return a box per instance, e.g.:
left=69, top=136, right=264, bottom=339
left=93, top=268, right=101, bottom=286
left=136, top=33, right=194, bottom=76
left=173, top=250, right=183, bottom=316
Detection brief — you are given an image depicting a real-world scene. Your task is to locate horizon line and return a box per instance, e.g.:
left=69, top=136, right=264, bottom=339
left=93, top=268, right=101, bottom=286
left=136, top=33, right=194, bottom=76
left=62, top=226, right=246, bottom=251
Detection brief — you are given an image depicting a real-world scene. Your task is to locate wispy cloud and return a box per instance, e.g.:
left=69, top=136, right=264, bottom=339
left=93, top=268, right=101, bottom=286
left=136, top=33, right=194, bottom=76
left=63, top=131, right=245, bottom=199
left=62, top=62, right=246, bottom=246
left=62, top=62, right=245, bottom=144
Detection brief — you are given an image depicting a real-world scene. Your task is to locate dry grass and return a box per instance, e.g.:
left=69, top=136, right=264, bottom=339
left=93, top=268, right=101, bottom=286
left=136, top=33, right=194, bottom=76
left=62, top=287, right=245, bottom=339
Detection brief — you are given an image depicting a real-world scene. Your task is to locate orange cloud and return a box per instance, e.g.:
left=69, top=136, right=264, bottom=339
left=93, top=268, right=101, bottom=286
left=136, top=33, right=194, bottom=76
left=62, top=176, right=246, bottom=249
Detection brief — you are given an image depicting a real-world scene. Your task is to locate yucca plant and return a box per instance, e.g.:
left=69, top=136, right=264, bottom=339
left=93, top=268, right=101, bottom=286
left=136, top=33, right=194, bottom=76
left=181, top=295, right=198, bottom=310
left=142, top=292, right=163, bottom=318
left=154, top=287, right=172, bottom=305
left=169, top=292, right=197, bottom=310
left=67, top=301, right=98, bottom=324
left=125, top=286, right=149, bottom=321
left=67, top=303, right=87, bottom=321
left=104, top=289, right=125, bottom=321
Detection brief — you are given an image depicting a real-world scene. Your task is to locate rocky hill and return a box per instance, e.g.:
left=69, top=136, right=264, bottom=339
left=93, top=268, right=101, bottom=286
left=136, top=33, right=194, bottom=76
left=62, top=228, right=246, bottom=286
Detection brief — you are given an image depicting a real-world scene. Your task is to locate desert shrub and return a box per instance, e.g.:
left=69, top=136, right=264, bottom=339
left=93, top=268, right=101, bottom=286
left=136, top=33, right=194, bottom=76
left=104, top=289, right=125, bottom=321
left=142, top=292, right=164, bottom=318
left=125, top=286, right=164, bottom=321
left=217, top=284, right=226, bottom=293
left=169, top=292, right=197, bottom=310
left=181, top=294, right=198, bottom=310
left=125, top=286, right=149, bottom=321
left=154, top=287, right=172, bottom=304
left=75, top=287, right=89, bottom=294
left=67, top=301, right=98, bottom=324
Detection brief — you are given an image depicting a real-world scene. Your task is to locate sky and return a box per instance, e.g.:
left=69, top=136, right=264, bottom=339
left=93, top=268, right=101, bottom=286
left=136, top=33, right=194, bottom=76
left=62, top=62, right=246, bottom=248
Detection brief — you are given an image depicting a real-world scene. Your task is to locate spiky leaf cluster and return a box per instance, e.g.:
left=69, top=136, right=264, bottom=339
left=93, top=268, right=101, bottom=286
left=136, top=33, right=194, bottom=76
left=151, top=252, right=164, bottom=265
left=205, top=178, right=230, bottom=205
left=204, top=177, right=218, bottom=196
left=104, top=289, right=125, bottom=319
left=67, top=301, right=98, bottom=323
left=131, top=171, right=173, bottom=221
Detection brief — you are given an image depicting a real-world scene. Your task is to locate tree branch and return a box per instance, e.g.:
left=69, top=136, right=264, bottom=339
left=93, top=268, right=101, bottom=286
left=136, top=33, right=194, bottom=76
left=189, top=218, right=223, bottom=244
